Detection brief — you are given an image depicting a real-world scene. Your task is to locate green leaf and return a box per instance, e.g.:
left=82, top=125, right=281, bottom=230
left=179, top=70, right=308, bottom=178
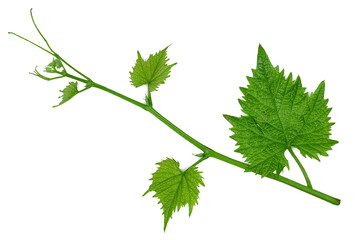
left=224, top=44, right=338, bottom=177
left=45, top=58, right=65, bottom=73
left=53, top=82, right=79, bottom=107
left=129, top=46, right=177, bottom=92
left=143, top=158, right=204, bottom=231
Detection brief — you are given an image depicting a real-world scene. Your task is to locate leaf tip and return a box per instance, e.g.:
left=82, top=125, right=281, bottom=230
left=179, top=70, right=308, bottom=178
left=319, top=80, right=325, bottom=89
left=223, top=114, right=233, bottom=123
left=142, top=189, right=150, bottom=197
left=163, top=217, right=170, bottom=232
left=164, top=44, right=173, bottom=51
left=314, top=80, right=326, bottom=96
left=257, top=44, right=272, bottom=69
left=258, top=44, right=266, bottom=55
left=188, top=206, right=193, bottom=217
left=137, top=50, right=142, bottom=58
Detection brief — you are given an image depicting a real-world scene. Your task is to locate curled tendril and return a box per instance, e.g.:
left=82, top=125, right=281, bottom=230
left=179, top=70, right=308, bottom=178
left=30, top=66, right=65, bottom=81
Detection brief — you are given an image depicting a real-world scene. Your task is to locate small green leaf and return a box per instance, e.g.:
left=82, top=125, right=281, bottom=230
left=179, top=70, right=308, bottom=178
left=129, top=46, right=177, bottom=92
left=224, top=44, right=337, bottom=177
left=45, top=58, right=65, bottom=73
left=143, top=158, right=204, bottom=231
left=53, top=82, right=79, bottom=107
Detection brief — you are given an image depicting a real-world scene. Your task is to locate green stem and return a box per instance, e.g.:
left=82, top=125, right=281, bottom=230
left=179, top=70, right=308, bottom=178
left=63, top=73, right=88, bottom=84
left=140, top=108, right=338, bottom=205
left=58, top=57, right=93, bottom=82
left=208, top=151, right=339, bottom=205
left=62, top=75, right=340, bottom=205
left=64, top=73, right=147, bottom=109
left=64, top=75, right=209, bottom=154
left=61, top=74, right=211, bottom=154
left=288, top=147, right=313, bottom=188
left=146, top=107, right=212, bottom=154
left=92, top=82, right=147, bottom=109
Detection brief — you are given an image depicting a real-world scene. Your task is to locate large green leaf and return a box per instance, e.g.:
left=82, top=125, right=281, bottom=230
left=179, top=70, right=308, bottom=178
left=224, top=45, right=338, bottom=177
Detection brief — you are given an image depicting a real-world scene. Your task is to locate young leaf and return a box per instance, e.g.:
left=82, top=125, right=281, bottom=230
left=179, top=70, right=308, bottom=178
left=224, top=45, right=338, bottom=177
left=143, top=158, right=204, bottom=231
left=45, top=58, right=65, bottom=73
left=53, top=81, right=79, bottom=107
left=129, top=46, right=177, bottom=92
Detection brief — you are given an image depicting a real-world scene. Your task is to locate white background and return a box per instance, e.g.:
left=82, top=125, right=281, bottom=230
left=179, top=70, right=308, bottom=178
left=1, top=0, right=354, bottom=239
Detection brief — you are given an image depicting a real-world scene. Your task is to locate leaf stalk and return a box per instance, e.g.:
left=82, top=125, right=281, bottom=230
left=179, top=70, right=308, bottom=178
left=187, top=154, right=210, bottom=171
left=288, top=147, right=313, bottom=188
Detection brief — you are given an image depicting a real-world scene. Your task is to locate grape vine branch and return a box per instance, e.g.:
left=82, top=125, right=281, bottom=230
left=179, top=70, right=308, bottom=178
left=8, top=9, right=340, bottom=228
